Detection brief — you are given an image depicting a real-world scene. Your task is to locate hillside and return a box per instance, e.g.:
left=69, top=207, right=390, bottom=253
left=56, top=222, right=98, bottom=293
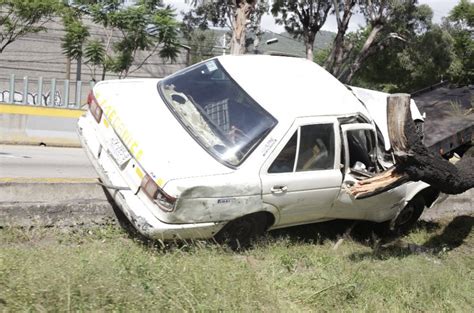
left=259, top=30, right=335, bottom=57
left=190, top=29, right=336, bottom=58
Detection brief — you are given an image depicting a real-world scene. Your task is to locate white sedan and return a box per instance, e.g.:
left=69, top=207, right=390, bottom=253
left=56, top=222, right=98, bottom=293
left=78, top=55, right=440, bottom=248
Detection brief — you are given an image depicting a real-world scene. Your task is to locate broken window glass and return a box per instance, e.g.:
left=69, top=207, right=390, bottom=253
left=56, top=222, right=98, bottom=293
left=346, top=129, right=377, bottom=173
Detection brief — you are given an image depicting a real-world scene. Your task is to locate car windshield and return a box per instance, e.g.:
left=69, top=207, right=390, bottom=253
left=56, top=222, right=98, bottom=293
left=158, top=59, right=277, bottom=167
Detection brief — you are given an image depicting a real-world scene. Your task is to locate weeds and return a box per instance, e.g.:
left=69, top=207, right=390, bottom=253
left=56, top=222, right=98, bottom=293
left=1, top=217, right=473, bottom=311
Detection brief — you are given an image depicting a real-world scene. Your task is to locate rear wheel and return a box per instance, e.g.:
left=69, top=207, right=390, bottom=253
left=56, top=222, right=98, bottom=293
left=214, top=213, right=267, bottom=250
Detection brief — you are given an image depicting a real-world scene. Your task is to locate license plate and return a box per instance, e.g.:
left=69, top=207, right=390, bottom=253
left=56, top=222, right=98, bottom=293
left=107, top=136, right=131, bottom=167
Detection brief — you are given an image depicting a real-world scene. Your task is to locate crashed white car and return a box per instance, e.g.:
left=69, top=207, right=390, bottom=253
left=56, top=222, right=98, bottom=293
left=78, top=55, right=440, bottom=246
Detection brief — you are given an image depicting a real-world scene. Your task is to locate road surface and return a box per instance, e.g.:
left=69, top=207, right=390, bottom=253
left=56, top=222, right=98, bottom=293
left=0, top=144, right=97, bottom=179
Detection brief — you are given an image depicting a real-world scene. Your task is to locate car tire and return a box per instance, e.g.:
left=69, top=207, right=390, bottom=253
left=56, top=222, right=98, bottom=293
left=214, top=213, right=267, bottom=250
left=377, top=196, right=425, bottom=237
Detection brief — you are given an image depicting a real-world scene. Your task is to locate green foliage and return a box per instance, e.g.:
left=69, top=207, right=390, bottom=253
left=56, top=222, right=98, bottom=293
left=353, top=0, right=472, bottom=90
left=84, top=39, right=106, bottom=79
left=271, top=0, right=331, bottom=59
left=1, top=218, right=473, bottom=311
left=345, top=3, right=456, bottom=92
left=314, top=46, right=331, bottom=66
left=449, top=0, right=474, bottom=28
left=271, top=0, right=331, bottom=38
left=85, top=0, right=180, bottom=77
left=61, top=14, right=89, bottom=60
left=354, top=24, right=455, bottom=92
left=182, top=0, right=234, bottom=31
left=61, top=0, right=180, bottom=78
left=186, top=29, right=217, bottom=64
left=0, top=0, right=61, bottom=53
left=183, top=1, right=267, bottom=54
left=152, top=6, right=180, bottom=59
left=85, top=40, right=105, bottom=66
left=445, top=0, right=474, bottom=85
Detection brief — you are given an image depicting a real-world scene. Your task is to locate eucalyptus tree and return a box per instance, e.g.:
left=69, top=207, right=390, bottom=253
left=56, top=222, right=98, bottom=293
left=323, top=0, right=433, bottom=84
left=323, top=0, right=358, bottom=77
left=445, top=0, right=473, bottom=85
left=271, top=0, right=332, bottom=60
left=183, top=0, right=268, bottom=55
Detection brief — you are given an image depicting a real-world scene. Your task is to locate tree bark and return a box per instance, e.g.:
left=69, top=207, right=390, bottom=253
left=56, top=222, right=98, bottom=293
left=339, top=23, right=383, bottom=83
left=324, top=0, right=356, bottom=76
left=230, top=1, right=254, bottom=55
left=305, top=31, right=316, bottom=60
left=349, top=94, right=474, bottom=199
left=65, top=56, right=71, bottom=81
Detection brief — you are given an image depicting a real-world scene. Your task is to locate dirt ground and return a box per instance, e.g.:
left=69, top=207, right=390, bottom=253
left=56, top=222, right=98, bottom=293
left=420, top=189, right=473, bottom=222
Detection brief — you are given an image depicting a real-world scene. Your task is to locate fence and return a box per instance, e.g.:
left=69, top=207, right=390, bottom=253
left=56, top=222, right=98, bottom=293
left=0, top=74, right=94, bottom=108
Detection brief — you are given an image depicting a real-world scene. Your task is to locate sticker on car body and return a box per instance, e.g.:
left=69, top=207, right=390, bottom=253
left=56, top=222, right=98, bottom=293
left=262, top=138, right=277, bottom=156
left=205, top=61, right=218, bottom=72
left=217, top=198, right=235, bottom=204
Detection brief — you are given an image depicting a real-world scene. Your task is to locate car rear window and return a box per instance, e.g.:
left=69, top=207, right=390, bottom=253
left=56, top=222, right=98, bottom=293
left=158, top=59, right=277, bottom=167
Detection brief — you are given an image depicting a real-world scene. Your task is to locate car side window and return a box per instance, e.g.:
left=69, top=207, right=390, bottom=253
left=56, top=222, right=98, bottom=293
left=296, top=124, right=335, bottom=171
left=268, top=124, right=335, bottom=174
left=268, top=132, right=297, bottom=173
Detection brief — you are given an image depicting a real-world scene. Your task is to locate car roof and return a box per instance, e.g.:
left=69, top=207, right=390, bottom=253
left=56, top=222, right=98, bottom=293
left=217, top=55, right=369, bottom=124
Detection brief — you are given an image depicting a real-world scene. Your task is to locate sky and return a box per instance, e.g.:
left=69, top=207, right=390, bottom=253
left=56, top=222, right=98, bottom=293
left=165, top=0, right=461, bottom=34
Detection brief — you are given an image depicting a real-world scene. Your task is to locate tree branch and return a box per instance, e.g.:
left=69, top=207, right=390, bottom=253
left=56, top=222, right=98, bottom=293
left=349, top=94, right=474, bottom=199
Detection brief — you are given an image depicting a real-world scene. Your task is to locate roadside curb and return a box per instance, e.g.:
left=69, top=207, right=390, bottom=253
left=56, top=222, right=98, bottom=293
left=0, top=179, right=116, bottom=227
left=1, top=179, right=472, bottom=228
left=0, top=177, right=99, bottom=184
left=0, top=201, right=117, bottom=227
left=0, top=103, right=84, bottom=147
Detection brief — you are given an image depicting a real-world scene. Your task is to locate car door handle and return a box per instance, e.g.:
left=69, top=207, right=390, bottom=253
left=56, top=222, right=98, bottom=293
left=271, top=185, right=288, bottom=194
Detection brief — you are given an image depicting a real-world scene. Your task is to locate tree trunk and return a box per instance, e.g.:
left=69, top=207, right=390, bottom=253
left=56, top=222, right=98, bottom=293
left=231, top=2, right=253, bottom=55
left=349, top=94, right=474, bottom=199
left=65, top=57, right=71, bottom=80
left=101, top=65, right=106, bottom=81
left=253, top=32, right=260, bottom=54
left=325, top=31, right=345, bottom=75
left=339, top=23, right=383, bottom=83
left=76, top=55, right=82, bottom=82
left=324, top=0, right=355, bottom=77
left=305, top=31, right=316, bottom=61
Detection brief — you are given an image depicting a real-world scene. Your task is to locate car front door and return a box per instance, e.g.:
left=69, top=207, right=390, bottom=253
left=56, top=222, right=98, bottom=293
left=331, top=123, right=407, bottom=221
left=260, top=117, right=343, bottom=227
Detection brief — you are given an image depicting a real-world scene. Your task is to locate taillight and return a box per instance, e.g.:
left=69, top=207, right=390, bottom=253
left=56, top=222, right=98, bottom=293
left=140, top=174, right=176, bottom=212
left=86, top=91, right=103, bottom=123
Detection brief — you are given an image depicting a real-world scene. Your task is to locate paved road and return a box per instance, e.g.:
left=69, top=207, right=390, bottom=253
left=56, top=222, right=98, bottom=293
left=0, top=144, right=97, bottom=179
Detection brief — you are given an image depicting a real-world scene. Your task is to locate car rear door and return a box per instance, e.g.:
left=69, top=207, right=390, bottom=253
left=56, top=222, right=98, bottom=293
left=260, top=117, right=343, bottom=226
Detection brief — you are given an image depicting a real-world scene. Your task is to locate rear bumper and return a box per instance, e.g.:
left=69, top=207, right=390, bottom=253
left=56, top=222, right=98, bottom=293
left=77, top=114, right=225, bottom=240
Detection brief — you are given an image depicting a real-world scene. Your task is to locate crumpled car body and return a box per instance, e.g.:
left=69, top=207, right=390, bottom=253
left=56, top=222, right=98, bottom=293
left=78, top=55, right=437, bottom=240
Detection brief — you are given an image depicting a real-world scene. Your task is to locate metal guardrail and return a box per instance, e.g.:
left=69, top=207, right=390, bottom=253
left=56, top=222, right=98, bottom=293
left=0, top=74, right=94, bottom=109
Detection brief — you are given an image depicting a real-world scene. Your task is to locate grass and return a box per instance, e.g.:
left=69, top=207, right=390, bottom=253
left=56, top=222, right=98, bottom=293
left=1, top=217, right=473, bottom=312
